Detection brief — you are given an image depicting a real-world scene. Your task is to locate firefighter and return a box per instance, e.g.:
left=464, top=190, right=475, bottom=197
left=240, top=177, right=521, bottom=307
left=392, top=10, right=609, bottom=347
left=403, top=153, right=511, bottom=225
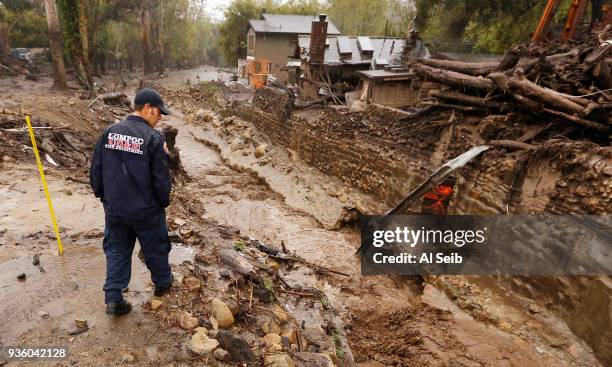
left=90, top=88, right=173, bottom=315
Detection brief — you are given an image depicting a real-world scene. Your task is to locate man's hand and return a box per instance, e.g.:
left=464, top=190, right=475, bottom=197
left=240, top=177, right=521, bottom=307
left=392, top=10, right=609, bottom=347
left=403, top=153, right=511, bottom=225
left=163, top=142, right=170, bottom=155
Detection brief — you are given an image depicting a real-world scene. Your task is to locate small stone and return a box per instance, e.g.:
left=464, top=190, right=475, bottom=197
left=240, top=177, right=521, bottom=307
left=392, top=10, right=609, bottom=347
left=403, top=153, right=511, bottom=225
left=213, top=348, right=229, bottom=361
left=499, top=321, right=512, bottom=331
left=219, top=269, right=231, bottom=278
left=281, top=325, right=297, bottom=344
left=183, top=277, right=201, bottom=292
left=174, top=218, right=186, bottom=227
left=63, top=189, right=73, bottom=196
left=209, top=316, right=219, bottom=330
left=121, top=352, right=135, bottom=363
left=75, top=319, right=88, bottom=329
left=263, top=333, right=282, bottom=347
left=211, top=298, right=234, bottom=328
left=273, top=305, right=290, bottom=323
left=180, top=313, right=199, bottom=330
left=3, top=155, right=15, bottom=162
left=262, top=319, right=281, bottom=335
left=255, top=144, right=267, bottom=158
left=270, top=343, right=283, bottom=352
left=264, top=353, right=296, bottom=367
left=216, top=331, right=256, bottom=363
left=16, top=273, right=26, bottom=281
left=189, top=330, right=219, bottom=355
left=150, top=299, right=163, bottom=310
left=172, top=272, right=184, bottom=285
left=38, top=310, right=49, bottom=318
left=266, top=259, right=280, bottom=271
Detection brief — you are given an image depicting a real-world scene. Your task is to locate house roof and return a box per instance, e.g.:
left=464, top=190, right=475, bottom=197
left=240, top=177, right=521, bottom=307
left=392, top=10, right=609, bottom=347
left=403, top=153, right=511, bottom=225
left=249, top=14, right=341, bottom=35
left=299, top=36, right=423, bottom=66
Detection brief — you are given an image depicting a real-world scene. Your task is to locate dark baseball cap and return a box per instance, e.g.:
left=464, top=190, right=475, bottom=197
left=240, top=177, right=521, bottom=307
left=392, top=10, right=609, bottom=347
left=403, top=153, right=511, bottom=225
left=134, top=88, right=171, bottom=115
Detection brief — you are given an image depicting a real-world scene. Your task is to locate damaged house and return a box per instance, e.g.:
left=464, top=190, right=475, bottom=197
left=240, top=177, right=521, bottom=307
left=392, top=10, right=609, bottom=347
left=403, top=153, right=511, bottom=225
left=247, top=14, right=341, bottom=83
left=297, top=15, right=429, bottom=102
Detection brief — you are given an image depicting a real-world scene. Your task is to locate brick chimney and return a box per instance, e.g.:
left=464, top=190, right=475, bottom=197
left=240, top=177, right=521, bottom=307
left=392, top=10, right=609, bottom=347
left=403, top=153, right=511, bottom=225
left=309, top=14, right=328, bottom=64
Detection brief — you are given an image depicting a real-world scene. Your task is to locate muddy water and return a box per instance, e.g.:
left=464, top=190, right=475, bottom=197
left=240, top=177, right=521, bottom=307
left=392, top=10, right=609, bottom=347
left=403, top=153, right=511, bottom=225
left=0, top=165, right=195, bottom=365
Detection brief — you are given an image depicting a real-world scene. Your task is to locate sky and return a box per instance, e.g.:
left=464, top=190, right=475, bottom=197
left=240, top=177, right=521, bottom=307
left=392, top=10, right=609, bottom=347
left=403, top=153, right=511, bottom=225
left=205, top=0, right=228, bottom=21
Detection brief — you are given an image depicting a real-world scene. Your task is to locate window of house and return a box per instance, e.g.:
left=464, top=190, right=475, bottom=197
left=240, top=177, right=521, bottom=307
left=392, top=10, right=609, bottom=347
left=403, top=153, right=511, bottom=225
left=248, top=35, right=255, bottom=51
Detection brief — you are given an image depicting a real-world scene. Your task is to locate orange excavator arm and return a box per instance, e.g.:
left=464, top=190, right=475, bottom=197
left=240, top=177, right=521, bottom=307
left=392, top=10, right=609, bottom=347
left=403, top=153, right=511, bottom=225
left=562, top=0, right=590, bottom=40
left=532, top=0, right=561, bottom=42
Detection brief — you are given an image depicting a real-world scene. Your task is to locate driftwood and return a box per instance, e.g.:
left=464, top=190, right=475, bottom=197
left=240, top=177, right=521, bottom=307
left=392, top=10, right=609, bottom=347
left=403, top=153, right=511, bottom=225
left=430, top=90, right=509, bottom=110
left=489, top=140, right=536, bottom=150
left=414, top=63, right=495, bottom=91
left=99, top=92, right=128, bottom=103
left=417, top=58, right=498, bottom=76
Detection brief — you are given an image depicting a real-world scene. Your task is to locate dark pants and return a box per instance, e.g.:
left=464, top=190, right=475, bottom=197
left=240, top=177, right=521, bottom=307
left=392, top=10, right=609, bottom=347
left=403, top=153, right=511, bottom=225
left=102, top=210, right=172, bottom=303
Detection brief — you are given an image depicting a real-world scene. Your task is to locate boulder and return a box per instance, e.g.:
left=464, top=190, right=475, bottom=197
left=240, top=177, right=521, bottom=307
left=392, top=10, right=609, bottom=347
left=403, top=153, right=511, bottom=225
left=180, top=312, right=199, bottom=330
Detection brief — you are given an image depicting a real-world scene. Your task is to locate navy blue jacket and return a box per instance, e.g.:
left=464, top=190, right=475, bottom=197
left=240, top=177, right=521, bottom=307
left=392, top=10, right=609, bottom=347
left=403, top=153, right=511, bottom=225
left=90, top=115, right=171, bottom=221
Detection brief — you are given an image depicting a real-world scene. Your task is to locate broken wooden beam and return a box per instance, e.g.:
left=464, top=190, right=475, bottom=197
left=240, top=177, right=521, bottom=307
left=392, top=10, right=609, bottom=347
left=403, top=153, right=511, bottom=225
left=429, top=90, right=509, bottom=110
left=489, top=140, right=536, bottom=150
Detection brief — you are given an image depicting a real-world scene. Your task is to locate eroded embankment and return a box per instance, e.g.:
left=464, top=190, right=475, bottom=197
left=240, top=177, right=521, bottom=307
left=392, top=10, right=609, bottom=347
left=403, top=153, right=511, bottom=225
left=221, top=88, right=611, bottom=365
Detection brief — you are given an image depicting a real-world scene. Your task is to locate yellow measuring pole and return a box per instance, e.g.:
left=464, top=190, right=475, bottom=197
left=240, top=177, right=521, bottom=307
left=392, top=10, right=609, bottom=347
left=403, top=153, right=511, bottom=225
left=25, top=115, right=64, bottom=254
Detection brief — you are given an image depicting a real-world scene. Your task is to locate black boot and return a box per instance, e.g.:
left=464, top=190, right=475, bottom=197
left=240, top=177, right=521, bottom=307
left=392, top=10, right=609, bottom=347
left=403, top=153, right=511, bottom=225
left=106, top=300, right=132, bottom=315
left=154, top=273, right=174, bottom=297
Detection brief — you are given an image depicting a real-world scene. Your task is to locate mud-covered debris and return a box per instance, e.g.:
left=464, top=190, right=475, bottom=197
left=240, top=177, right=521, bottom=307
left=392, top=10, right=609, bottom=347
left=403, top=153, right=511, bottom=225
left=255, top=144, right=268, bottom=158
left=32, top=254, right=40, bottom=266
left=174, top=218, right=186, bottom=227
left=38, top=310, right=49, bottom=318
left=150, top=299, right=163, bottom=311
left=219, top=249, right=254, bottom=275
left=16, top=273, right=26, bottom=281
left=211, top=298, right=234, bottom=328
left=120, top=352, right=135, bottom=363
left=216, top=330, right=256, bottom=363
left=183, top=277, right=201, bottom=292
left=262, top=319, right=282, bottom=335
left=68, top=319, right=89, bottom=335
left=293, top=352, right=335, bottom=367
left=180, top=312, right=199, bottom=330
left=189, top=329, right=219, bottom=355
left=264, top=353, right=296, bottom=367
left=213, top=348, right=230, bottom=361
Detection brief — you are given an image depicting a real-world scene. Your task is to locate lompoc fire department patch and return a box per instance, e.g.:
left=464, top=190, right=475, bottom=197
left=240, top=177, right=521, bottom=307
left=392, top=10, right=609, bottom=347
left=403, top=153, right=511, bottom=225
left=105, top=133, right=144, bottom=155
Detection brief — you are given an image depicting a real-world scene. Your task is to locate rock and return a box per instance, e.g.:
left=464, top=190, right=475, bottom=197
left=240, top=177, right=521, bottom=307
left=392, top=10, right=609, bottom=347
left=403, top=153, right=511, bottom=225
left=150, top=299, right=163, bottom=310
left=75, top=319, right=88, bottom=329
left=189, top=330, right=219, bottom=355
left=282, top=325, right=297, bottom=344
left=498, top=321, right=512, bottom=331
left=180, top=313, right=199, bottom=330
left=262, top=319, right=282, bottom=335
left=216, top=331, right=256, bottom=363
left=219, top=269, right=231, bottom=278
left=121, top=352, right=135, bottom=363
left=264, top=353, right=296, bottom=367
left=211, top=298, right=234, bottom=328
left=255, top=144, right=268, bottom=158
left=174, top=218, right=186, bottom=226
left=38, top=310, right=49, bottom=318
left=210, top=316, right=219, bottom=330
left=273, top=305, right=290, bottom=323
left=266, top=259, right=280, bottom=271
left=225, top=298, right=240, bottom=316
left=263, top=333, right=282, bottom=347
left=172, top=272, right=184, bottom=285
left=16, top=273, right=26, bottom=281
left=219, top=249, right=254, bottom=275
left=270, top=343, right=284, bottom=352
left=195, top=108, right=206, bottom=117
left=213, top=348, right=230, bottom=361
left=293, top=352, right=335, bottom=367
left=32, top=254, right=40, bottom=266
left=254, top=287, right=273, bottom=303
left=3, top=155, right=15, bottom=162
left=179, top=228, right=193, bottom=238
left=183, top=277, right=201, bottom=292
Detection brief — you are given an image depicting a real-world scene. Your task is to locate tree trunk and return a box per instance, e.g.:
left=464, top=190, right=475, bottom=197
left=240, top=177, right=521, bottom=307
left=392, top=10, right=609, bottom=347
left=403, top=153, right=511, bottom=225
left=77, top=0, right=93, bottom=88
left=414, top=63, right=495, bottom=91
left=417, top=58, right=498, bottom=76
left=44, top=0, right=68, bottom=89
left=0, top=21, right=11, bottom=64
left=158, top=0, right=165, bottom=75
left=141, top=1, right=153, bottom=75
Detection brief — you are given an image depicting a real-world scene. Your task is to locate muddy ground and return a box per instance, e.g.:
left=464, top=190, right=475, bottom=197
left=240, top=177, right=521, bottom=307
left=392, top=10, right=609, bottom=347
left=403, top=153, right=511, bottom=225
left=0, top=67, right=609, bottom=367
